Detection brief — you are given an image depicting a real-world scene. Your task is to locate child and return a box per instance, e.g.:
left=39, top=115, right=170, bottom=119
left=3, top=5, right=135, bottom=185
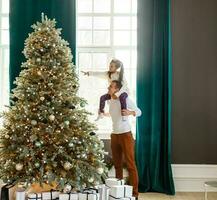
left=82, top=59, right=129, bottom=121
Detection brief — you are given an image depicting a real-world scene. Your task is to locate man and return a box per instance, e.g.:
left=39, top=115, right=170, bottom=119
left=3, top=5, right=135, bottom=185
left=107, top=80, right=142, bottom=199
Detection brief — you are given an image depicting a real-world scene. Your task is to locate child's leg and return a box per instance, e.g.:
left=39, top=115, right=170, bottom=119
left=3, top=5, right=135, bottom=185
left=99, top=94, right=111, bottom=113
left=119, top=92, right=128, bottom=111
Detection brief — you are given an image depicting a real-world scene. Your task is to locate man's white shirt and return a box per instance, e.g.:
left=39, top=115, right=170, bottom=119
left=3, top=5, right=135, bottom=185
left=108, top=98, right=142, bottom=134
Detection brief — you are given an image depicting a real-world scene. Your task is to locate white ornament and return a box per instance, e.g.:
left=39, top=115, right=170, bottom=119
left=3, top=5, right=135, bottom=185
left=5, top=134, right=10, bottom=139
left=88, top=177, right=94, bottom=183
left=97, top=167, right=104, bottom=174
left=64, top=162, right=72, bottom=171
left=37, top=71, right=42, bottom=76
left=49, top=115, right=55, bottom=121
left=63, top=184, right=72, bottom=193
left=36, top=58, right=41, bottom=62
left=16, top=163, right=23, bottom=171
left=40, top=97, right=45, bottom=101
left=31, top=120, right=37, bottom=125
left=64, top=121, right=70, bottom=126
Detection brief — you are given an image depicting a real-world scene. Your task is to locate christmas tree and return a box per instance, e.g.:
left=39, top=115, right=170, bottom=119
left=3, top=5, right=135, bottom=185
left=0, top=14, right=107, bottom=190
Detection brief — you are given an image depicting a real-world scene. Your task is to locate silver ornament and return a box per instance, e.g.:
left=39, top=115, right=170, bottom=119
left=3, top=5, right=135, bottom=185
left=63, top=162, right=72, bottom=171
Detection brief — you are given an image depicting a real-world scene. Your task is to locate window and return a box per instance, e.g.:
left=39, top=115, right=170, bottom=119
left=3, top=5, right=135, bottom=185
left=0, top=0, right=9, bottom=118
left=76, top=0, right=137, bottom=139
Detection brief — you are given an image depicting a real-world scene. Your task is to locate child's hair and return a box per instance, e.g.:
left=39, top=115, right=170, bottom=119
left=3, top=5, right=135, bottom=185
left=108, top=59, right=124, bottom=83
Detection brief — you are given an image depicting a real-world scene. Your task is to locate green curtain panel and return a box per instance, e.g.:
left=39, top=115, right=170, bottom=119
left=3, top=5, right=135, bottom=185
left=136, top=0, right=175, bottom=195
left=9, top=0, right=76, bottom=90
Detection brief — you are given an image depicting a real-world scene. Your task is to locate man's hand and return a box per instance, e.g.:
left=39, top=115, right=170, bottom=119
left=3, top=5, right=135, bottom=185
left=121, top=109, right=136, bottom=116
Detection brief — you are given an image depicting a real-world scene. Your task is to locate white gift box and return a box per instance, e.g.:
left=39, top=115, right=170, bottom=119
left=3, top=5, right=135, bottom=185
left=27, top=193, right=42, bottom=200
left=78, top=192, right=99, bottom=200
left=122, top=185, right=133, bottom=198
left=28, top=190, right=59, bottom=200
left=97, top=184, right=110, bottom=200
left=16, top=188, right=26, bottom=200
left=105, top=178, right=125, bottom=188
left=109, top=196, right=135, bottom=200
left=42, top=191, right=60, bottom=200
left=109, top=185, right=133, bottom=199
left=59, top=193, right=78, bottom=200
left=109, top=185, right=125, bottom=198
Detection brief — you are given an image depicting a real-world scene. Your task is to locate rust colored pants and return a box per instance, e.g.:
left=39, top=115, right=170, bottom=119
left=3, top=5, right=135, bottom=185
left=111, top=132, right=139, bottom=197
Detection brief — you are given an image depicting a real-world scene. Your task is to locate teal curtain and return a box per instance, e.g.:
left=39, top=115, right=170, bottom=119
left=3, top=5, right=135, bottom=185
left=9, top=0, right=76, bottom=90
left=136, top=0, right=175, bottom=195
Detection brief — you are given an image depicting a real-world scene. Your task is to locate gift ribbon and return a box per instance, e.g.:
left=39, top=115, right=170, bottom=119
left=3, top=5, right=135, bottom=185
left=109, top=195, right=132, bottom=200
left=82, top=191, right=99, bottom=200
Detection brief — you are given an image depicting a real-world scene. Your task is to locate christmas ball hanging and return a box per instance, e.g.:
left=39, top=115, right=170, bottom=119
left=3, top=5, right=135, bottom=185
left=49, top=115, right=55, bottom=121
left=15, top=163, right=23, bottom=171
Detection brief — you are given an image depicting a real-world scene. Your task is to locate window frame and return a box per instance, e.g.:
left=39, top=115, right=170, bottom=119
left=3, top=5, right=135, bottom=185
left=76, top=0, right=137, bottom=139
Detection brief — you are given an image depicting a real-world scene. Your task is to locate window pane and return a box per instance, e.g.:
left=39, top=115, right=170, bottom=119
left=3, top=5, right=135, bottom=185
left=131, top=50, right=137, bottom=67
left=0, top=30, right=9, bottom=45
left=77, top=17, right=92, bottom=29
left=92, top=53, right=108, bottom=69
left=132, top=17, right=137, bottom=30
left=114, top=17, right=131, bottom=30
left=94, top=0, right=111, bottom=13
left=77, top=31, right=92, bottom=45
left=114, top=49, right=131, bottom=69
left=1, top=17, right=9, bottom=29
left=77, top=0, right=92, bottom=13
left=93, top=17, right=110, bottom=30
left=114, top=0, right=131, bottom=13
left=93, top=31, right=110, bottom=45
left=78, top=53, right=92, bottom=69
left=132, top=0, right=137, bottom=13
left=132, top=31, right=137, bottom=45
left=1, top=0, right=9, bottom=13
left=114, top=31, right=130, bottom=46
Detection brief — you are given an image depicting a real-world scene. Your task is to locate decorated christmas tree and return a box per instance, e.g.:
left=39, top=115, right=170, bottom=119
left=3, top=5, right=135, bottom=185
left=0, top=14, right=107, bottom=190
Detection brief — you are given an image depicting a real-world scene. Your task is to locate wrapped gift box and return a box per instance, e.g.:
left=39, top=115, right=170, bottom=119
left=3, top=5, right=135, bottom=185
left=97, top=184, right=110, bottom=200
left=0, top=184, right=17, bottom=200
left=109, top=185, right=125, bottom=198
left=16, top=188, right=26, bottom=200
left=28, top=190, right=59, bottom=200
left=122, top=185, right=133, bottom=198
left=59, top=193, right=78, bottom=200
left=27, top=193, right=42, bottom=200
left=42, top=190, right=60, bottom=200
left=78, top=192, right=99, bottom=200
left=105, top=178, right=125, bottom=188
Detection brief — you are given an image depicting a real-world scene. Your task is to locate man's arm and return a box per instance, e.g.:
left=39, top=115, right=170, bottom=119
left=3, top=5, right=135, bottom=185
left=121, top=98, right=142, bottom=117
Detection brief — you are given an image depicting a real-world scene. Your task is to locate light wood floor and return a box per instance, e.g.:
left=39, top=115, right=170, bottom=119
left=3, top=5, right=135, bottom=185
left=139, top=192, right=217, bottom=200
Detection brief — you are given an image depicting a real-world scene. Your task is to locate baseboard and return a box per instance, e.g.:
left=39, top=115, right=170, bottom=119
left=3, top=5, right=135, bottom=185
left=172, top=164, right=217, bottom=192
left=109, top=164, right=217, bottom=192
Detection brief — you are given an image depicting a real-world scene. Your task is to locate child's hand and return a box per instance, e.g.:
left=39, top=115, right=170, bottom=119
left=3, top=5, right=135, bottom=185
left=121, top=109, right=135, bottom=116
left=103, top=113, right=110, bottom=117
left=81, top=71, right=89, bottom=76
